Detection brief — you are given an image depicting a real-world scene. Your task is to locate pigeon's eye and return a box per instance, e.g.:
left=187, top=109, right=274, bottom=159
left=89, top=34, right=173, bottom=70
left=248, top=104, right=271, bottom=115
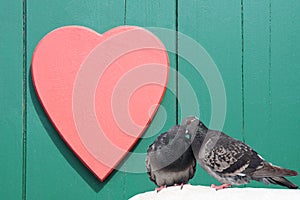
left=185, top=134, right=191, bottom=139
left=161, top=136, right=169, bottom=144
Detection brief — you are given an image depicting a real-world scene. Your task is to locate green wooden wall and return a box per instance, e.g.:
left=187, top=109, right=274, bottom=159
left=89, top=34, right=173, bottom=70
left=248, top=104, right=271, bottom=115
left=1, top=0, right=299, bottom=199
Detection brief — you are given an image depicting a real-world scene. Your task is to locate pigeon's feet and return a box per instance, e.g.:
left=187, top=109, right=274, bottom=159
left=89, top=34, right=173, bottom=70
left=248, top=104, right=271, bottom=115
left=156, top=185, right=166, bottom=192
left=180, top=183, right=184, bottom=190
left=174, top=183, right=185, bottom=190
left=211, top=183, right=231, bottom=190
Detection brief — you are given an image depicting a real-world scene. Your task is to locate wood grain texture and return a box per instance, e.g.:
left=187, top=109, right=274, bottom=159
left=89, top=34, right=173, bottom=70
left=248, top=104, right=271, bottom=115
left=267, top=0, right=300, bottom=186
left=243, top=0, right=273, bottom=188
left=244, top=0, right=300, bottom=187
left=0, top=1, right=23, bottom=199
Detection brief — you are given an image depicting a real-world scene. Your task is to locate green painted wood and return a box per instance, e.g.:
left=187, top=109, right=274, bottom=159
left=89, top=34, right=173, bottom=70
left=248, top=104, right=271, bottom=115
left=243, top=0, right=274, bottom=188
left=0, top=1, right=23, bottom=199
left=1, top=1, right=299, bottom=199
left=270, top=1, right=300, bottom=183
left=26, top=0, right=127, bottom=199
left=244, top=0, right=300, bottom=188
left=245, top=1, right=300, bottom=187
left=124, top=0, right=177, bottom=198
left=178, top=0, right=243, bottom=186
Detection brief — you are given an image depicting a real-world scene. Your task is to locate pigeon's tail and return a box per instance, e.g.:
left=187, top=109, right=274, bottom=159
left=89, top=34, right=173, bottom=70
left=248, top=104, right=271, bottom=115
left=252, top=162, right=298, bottom=189
left=253, top=162, right=298, bottom=178
left=264, top=177, right=298, bottom=189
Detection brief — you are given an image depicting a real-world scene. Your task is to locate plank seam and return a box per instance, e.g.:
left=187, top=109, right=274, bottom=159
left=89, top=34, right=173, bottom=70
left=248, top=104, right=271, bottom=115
left=241, top=0, right=245, bottom=142
left=268, top=0, right=272, bottom=119
left=123, top=0, right=127, bottom=25
left=22, top=0, right=27, bottom=200
left=175, top=0, right=179, bottom=124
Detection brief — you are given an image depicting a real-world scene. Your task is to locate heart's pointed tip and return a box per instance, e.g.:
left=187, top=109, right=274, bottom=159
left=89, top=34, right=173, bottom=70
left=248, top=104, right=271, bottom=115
left=87, top=166, right=114, bottom=182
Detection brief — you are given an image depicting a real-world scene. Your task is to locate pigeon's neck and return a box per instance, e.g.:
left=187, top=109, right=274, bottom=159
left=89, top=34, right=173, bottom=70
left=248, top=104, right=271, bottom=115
left=198, top=129, right=207, bottom=142
left=191, top=128, right=207, bottom=148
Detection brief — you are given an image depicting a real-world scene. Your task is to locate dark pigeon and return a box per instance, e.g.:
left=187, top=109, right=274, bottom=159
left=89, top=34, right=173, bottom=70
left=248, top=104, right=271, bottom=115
left=146, top=125, right=196, bottom=191
left=182, top=116, right=298, bottom=190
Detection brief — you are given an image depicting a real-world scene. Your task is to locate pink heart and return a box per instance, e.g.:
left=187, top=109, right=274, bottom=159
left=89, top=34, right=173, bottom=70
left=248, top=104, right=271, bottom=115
left=31, top=26, right=169, bottom=181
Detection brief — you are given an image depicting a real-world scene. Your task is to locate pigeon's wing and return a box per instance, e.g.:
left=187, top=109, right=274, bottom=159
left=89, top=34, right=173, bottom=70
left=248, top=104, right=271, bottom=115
left=145, top=129, right=177, bottom=184
left=203, top=132, right=264, bottom=177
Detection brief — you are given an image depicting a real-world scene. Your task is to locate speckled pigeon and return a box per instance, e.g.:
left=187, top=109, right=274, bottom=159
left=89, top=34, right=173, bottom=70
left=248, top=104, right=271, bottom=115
left=182, top=116, right=298, bottom=190
left=146, top=125, right=196, bottom=191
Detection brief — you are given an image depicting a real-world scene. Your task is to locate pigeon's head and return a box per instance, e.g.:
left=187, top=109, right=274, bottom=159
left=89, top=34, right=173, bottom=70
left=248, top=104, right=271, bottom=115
left=181, top=116, right=208, bottom=136
left=182, top=116, right=200, bottom=126
left=168, top=124, right=191, bottom=142
left=155, top=125, right=182, bottom=149
left=168, top=125, right=180, bottom=136
left=152, top=125, right=189, bottom=152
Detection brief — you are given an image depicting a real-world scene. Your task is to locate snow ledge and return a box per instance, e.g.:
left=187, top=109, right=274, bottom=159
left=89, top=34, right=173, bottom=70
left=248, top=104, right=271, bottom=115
left=129, top=185, right=300, bottom=200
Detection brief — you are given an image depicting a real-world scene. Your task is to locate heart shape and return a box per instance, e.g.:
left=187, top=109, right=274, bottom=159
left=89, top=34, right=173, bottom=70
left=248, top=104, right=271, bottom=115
left=31, top=26, right=169, bottom=181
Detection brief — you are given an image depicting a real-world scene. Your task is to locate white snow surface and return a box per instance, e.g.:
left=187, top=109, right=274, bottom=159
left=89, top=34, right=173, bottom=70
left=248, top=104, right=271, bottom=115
left=129, top=185, right=300, bottom=200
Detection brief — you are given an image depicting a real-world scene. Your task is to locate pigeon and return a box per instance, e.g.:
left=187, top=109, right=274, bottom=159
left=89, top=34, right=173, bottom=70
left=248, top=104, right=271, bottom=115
left=182, top=116, right=298, bottom=190
left=146, top=125, right=196, bottom=191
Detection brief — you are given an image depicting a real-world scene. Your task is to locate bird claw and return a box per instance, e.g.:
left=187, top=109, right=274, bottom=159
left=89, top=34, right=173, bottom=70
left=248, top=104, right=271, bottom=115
left=211, top=183, right=231, bottom=190
left=156, top=185, right=166, bottom=192
left=180, top=183, right=184, bottom=190
left=174, top=183, right=185, bottom=190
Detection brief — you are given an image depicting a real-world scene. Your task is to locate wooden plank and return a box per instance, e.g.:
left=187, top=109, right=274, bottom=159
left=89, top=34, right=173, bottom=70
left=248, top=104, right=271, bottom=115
left=268, top=0, right=300, bottom=186
left=244, top=0, right=300, bottom=187
left=26, top=0, right=126, bottom=199
left=243, top=0, right=272, bottom=188
left=178, top=0, right=242, bottom=186
left=124, top=0, right=177, bottom=198
left=0, top=1, right=23, bottom=199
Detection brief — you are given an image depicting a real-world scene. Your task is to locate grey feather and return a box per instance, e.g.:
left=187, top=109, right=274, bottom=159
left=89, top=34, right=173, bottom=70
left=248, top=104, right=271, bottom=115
left=146, top=125, right=196, bottom=187
left=182, top=116, right=298, bottom=189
